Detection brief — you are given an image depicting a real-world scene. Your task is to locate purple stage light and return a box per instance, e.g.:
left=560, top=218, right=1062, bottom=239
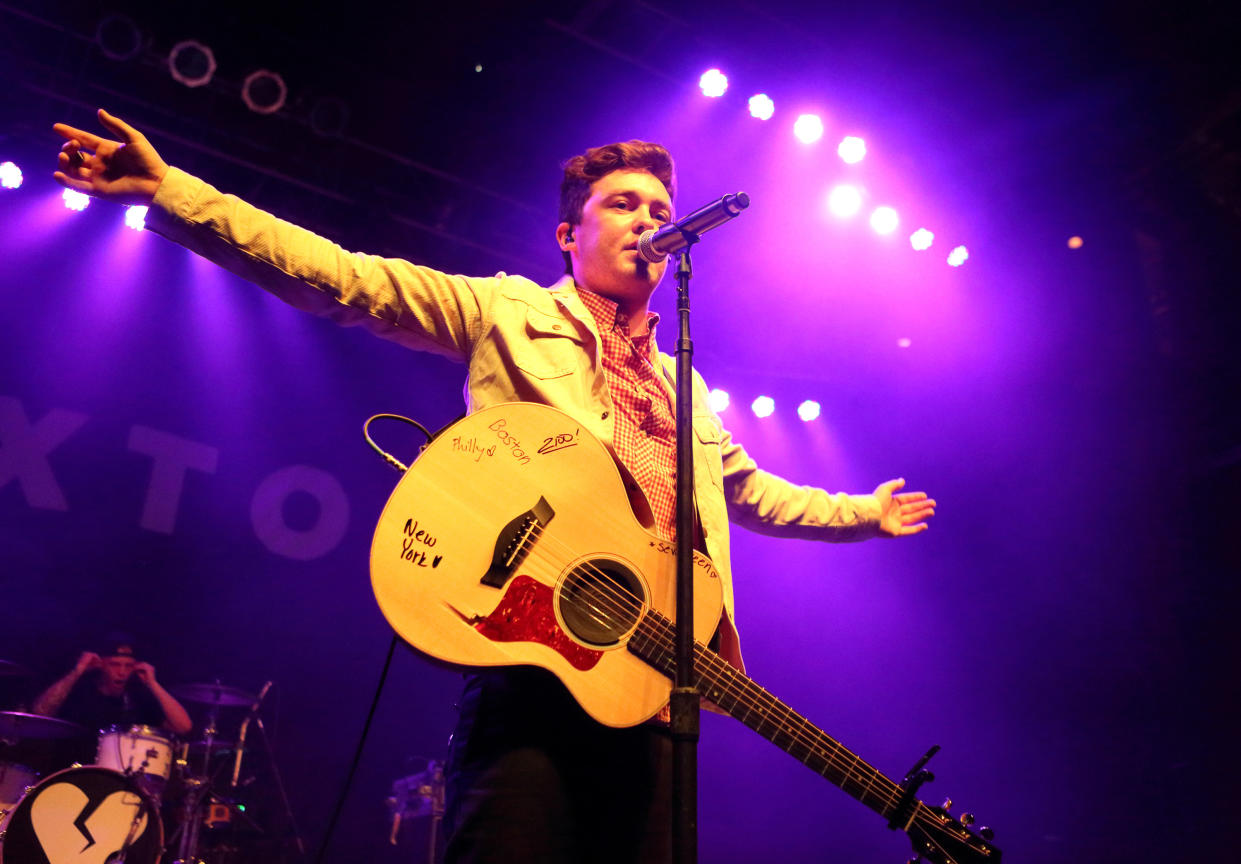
left=869, top=206, right=899, bottom=235
left=837, top=136, right=866, bottom=164
left=796, top=400, right=821, bottom=422
left=62, top=189, right=90, bottom=211
left=897, top=337, right=912, bottom=348
left=947, top=245, right=970, bottom=267
left=748, top=93, right=775, bottom=120
left=699, top=69, right=728, bottom=98
left=708, top=388, right=731, bottom=413
left=827, top=184, right=862, bottom=218
left=0, top=161, right=22, bottom=189
left=909, top=228, right=934, bottom=251
left=793, top=114, right=824, bottom=144
left=125, top=205, right=148, bottom=231
left=751, top=396, right=775, bottom=418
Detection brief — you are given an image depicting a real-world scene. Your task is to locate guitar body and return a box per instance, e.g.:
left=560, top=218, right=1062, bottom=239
left=370, top=401, right=723, bottom=728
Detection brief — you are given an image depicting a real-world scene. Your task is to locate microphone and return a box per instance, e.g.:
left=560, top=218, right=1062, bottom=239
left=637, top=191, right=750, bottom=263
left=232, top=680, right=273, bottom=787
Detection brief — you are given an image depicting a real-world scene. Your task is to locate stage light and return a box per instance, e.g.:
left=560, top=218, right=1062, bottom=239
left=827, top=184, right=862, bottom=218
left=751, top=396, right=775, bottom=418
left=947, top=245, right=970, bottom=267
left=0, top=161, right=22, bottom=189
left=1068, top=235, right=1083, bottom=249
left=897, top=337, right=912, bottom=348
left=748, top=94, right=775, bottom=120
left=699, top=69, right=728, bottom=98
left=870, top=206, right=899, bottom=235
left=95, top=14, right=141, bottom=62
left=837, top=136, right=866, bottom=163
left=124, top=205, right=148, bottom=230
left=169, top=40, right=216, bottom=88
left=909, top=228, right=934, bottom=251
left=242, top=69, right=287, bottom=115
left=708, top=388, right=730, bottom=413
left=793, top=114, right=824, bottom=144
left=797, top=400, right=820, bottom=422
left=63, top=189, right=90, bottom=211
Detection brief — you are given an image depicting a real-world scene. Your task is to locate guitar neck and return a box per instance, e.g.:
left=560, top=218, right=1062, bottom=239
left=627, top=608, right=909, bottom=822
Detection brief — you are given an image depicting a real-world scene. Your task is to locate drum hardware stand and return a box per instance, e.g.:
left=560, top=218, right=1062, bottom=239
left=253, top=713, right=306, bottom=858
left=170, top=695, right=224, bottom=864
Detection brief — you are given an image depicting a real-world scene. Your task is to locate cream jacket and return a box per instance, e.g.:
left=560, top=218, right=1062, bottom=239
left=147, top=167, right=882, bottom=666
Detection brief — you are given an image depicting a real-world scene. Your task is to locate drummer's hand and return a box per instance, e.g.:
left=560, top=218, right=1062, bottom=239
left=74, top=651, right=101, bottom=675
left=53, top=109, right=169, bottom=206
left=134, top=662, right=157, bottom=686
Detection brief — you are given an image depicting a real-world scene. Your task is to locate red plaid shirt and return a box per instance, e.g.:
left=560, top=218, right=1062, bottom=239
left=576, top=288, right=678, bottom=542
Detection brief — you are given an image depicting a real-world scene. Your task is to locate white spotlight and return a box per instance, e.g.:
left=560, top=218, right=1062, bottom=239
left=793, top=114, right=824, bottom=144
left=909, top=228, right=934, bottom=251
left=797, top=400, right=821, bottom=422
left=62, top=189, right=90, bottom=211
left=947, top=245, right=970, bottom=267
left=870, top=206, right=899, bottom=235
left=125, top=205, right=148, bottom=230
left=751, top=396, right=775, bottom=418
left=708, top=388, right=731, bottom=413
left=699, top=69, right=728, bottom=98
left=0, top=161, right=22, bottom=189
left=748, top=94, right=775, bottom=120
left=837, top=136, right=867, bottom=164
left=827, top=185, right=862, bottom=218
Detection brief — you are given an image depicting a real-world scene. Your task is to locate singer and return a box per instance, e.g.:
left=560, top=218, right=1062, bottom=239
left=52, top=113, right=936, bottom=864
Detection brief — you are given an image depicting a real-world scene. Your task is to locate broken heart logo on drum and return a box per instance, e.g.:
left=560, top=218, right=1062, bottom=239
left=0, top=767, right=162, bottom=864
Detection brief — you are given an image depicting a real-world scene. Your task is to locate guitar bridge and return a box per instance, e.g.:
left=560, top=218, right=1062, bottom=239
left=480, top=496, right=555, bottom=588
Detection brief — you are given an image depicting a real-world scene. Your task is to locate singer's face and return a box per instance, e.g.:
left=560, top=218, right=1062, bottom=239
left=560, top=169, right=672, bottom=311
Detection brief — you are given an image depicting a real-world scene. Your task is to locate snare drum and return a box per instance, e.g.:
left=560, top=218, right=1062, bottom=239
left=0, top=766, right=162, bottom=864
left=95, top=725, right=174, bottom=799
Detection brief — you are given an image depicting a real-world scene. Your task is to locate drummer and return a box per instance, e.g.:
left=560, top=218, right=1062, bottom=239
left=32, top=633, right=192, bottom=737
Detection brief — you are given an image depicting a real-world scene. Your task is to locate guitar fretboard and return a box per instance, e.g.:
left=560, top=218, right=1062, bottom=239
left=627, top=608, right=906, bottom=820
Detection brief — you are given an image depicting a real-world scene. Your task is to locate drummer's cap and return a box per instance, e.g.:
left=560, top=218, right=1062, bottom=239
left=98, top=631, right=137, bottom=659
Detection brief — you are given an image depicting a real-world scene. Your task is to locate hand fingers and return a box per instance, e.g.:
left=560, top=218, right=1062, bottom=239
left=57, top=151, right=90, bottom=177
left=875, top=477, right=906, bottom=497
left=53, top=171, right=95, bottom=193
left=97, top=108, right=139, bottom=144
left=901, top=523, right=929, bottom=535
left=53, top=122, right=104, bottom=149
left=893, top=491, right=928, bottom=504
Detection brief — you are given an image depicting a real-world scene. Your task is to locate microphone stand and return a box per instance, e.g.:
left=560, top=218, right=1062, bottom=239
left=671, top=244, right=699, bottom=864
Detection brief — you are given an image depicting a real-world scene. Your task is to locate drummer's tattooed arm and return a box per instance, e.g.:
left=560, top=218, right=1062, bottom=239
left=135, top=662, right=193, bottom=736
left=32, top=651, right=100, bottom=716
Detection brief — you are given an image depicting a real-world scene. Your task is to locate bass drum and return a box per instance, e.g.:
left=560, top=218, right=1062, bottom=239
left=0, top=766, right=163, bottom=864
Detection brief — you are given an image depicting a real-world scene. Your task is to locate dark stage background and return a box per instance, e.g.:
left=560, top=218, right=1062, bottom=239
left=2, top=2, right=1239, bottom=862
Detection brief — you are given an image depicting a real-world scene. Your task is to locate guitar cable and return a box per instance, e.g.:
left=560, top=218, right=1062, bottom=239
left=315, top=413, right=442, bottom=864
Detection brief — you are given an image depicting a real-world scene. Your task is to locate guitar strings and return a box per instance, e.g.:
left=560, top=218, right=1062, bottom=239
left=505, top=519, right=915, bottom=818
left=511, top=524, right=980, bottom=852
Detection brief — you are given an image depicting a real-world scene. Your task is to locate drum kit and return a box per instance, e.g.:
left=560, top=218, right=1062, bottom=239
left=0, top=661, right=289, bottom=864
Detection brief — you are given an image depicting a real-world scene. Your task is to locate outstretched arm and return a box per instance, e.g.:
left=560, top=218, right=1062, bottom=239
left=53, top=108, right=168, bottom=205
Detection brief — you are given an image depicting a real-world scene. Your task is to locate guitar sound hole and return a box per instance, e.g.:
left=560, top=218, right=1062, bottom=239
left=558, top=560, right=643, bottom=647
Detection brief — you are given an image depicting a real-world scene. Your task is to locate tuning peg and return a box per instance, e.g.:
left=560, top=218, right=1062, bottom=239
left=960, top=812, right=975, bottom=826
left=979, top=826, right=995, bottom=841
left=940, top=797, right=952, bottom=811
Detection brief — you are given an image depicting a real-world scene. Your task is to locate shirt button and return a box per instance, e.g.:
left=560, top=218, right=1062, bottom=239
left=601, top=411, right=609, bottom=420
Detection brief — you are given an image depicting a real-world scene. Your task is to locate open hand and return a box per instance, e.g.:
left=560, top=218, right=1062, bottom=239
left=74, top=651, right=102, bottom=675
left=53, top=109, right=169, bottom=206
left=874, top=478, right=935, bottom=537
left=133, top=662, right=157, bottom=687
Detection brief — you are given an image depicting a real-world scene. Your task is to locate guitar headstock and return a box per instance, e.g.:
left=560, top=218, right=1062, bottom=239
left=904, top=800, right=1001, bottom=864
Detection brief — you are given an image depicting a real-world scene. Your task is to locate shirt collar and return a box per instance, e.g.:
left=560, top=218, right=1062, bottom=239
left=574, top=285, right=660, bottom=337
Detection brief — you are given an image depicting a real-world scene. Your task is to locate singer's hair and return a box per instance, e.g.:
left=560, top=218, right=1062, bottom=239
left=558, top=140, right=676, bottom=275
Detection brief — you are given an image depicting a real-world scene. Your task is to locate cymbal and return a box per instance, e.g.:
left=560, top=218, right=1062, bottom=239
left=0, top=711, right=88, bottom=740
left=172, top=682, right=255, bottom=707
left=0, top=659, right=31, bottom=677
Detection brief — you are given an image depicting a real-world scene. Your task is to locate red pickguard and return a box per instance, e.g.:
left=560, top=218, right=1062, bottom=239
left=471, top=574, right=602, bottom=671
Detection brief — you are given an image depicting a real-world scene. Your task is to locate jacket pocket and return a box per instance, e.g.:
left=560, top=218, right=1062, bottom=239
left=514, top=306, right=584, bottom=379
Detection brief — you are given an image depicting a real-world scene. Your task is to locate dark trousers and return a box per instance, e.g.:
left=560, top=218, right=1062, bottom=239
left=443, top=667, right=673, bottom=864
